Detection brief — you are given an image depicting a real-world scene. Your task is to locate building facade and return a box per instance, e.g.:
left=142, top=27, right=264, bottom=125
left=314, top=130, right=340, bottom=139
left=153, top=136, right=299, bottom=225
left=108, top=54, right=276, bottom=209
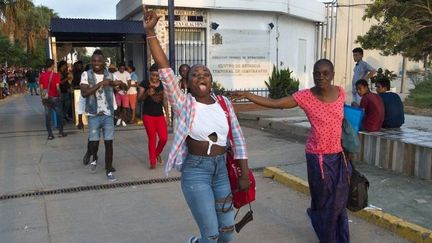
left=117, top=0, right=324, bottom=90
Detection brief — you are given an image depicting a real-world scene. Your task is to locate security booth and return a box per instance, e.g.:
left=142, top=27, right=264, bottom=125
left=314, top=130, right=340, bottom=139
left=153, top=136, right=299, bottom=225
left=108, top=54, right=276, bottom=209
left=48, top=18, right=147, bottom=125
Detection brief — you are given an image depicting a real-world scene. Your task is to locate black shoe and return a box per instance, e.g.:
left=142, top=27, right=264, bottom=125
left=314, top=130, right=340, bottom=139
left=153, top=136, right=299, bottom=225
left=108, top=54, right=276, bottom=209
left=83, top=152, right=90, bottom=165
left=48, top=135, right=55, bottom=140
left=59, top=133, right=67, bottom=138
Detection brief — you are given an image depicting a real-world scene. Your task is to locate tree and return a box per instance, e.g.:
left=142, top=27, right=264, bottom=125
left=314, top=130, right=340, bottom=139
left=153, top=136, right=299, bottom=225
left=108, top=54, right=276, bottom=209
left=356, top=0, right=432, bottom=63
left=0, top=0, right=33, bottom=44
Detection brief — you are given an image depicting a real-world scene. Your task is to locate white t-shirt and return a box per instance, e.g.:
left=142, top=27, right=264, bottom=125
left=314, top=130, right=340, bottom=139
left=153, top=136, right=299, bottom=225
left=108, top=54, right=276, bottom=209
left=80, top=71, right=117, bottom=116
left=114, top=71, right=131, bottom=95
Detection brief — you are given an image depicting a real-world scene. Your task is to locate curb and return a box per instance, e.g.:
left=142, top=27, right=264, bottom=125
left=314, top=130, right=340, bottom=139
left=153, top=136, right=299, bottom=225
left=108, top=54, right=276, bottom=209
left=263, top=166, right=432, bottom=243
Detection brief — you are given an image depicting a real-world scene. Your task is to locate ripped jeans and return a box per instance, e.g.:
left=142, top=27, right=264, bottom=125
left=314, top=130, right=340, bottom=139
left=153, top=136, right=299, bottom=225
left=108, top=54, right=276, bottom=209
left=181, top=154, right=235, bottom=243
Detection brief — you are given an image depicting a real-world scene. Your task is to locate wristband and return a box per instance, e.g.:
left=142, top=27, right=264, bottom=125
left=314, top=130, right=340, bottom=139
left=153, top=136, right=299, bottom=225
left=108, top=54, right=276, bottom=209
left=146, top=35, right=157, bottom=39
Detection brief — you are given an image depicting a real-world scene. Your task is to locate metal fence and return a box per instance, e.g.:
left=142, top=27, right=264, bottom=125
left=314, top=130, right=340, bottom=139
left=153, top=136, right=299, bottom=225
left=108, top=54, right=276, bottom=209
left=225, top=88, right=269, bottom=103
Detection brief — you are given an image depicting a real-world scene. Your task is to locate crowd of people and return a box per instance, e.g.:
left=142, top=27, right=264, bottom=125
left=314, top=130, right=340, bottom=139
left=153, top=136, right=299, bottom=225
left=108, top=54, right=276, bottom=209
left=1, top=7, right=407, bottom=243
left=0, top=66, right=40, bottom=99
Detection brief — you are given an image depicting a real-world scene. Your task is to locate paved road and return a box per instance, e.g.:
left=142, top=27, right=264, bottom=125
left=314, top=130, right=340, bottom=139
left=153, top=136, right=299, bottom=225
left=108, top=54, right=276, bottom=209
left=0, top=95, right=408, bottom=243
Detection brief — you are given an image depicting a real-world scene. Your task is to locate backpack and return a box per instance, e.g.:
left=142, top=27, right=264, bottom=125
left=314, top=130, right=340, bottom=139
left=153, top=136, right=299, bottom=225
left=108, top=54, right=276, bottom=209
left=347, top=162, right=369, bottom=212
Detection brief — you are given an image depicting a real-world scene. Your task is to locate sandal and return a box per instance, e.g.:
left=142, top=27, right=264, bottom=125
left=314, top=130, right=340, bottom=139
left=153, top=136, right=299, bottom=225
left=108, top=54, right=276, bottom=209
left=48, top=135, right=55, bottom=140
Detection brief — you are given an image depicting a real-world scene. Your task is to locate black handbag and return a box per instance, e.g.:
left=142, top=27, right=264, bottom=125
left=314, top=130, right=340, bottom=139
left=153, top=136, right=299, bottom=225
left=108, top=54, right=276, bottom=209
left=347, top=162, right=369, bottom=212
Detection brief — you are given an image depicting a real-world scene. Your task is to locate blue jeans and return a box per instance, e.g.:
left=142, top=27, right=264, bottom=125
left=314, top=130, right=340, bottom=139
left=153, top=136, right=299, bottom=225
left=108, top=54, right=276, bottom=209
left=88, top=115, right=114, bottom=141
left=181, top=154, right=235, bottom=243
left=44, top=97, right=63, bottom=136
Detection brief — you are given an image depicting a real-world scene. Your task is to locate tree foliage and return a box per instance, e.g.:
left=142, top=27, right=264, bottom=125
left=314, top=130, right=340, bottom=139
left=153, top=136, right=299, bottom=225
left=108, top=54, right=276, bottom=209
left=0, top=0, right=57, bottom=67
left=356, top=0, right=432, bottom=62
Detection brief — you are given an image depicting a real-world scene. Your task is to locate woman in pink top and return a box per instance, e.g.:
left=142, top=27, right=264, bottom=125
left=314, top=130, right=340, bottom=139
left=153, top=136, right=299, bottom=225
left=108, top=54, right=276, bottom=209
left=232, top=59, right=352, bottom=243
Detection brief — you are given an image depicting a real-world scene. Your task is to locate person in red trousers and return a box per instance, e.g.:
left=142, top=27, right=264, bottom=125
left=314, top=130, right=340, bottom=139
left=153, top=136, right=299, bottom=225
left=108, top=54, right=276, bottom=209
left=138, top=63, right=169, bottom=169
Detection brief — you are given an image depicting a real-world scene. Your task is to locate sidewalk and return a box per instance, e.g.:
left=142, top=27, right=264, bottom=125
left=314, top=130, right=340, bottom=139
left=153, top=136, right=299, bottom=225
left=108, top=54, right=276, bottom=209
left=238, top=108, right=432, bottom=232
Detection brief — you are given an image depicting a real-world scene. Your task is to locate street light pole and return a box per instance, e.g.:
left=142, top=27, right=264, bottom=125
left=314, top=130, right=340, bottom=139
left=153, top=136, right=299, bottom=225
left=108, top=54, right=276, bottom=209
left=168, top=0, right=175, bottom=70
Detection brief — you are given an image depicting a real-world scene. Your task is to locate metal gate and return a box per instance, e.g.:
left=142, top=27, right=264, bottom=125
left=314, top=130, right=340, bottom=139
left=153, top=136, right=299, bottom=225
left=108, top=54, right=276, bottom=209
left=171, top=28, right=206, bottom=73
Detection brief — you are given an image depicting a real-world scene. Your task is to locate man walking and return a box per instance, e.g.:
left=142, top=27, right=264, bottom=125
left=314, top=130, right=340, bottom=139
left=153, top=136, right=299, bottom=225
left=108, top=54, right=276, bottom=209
left=80, top=50, right=125, bottom=181
left=39, top=59, right=66, bottom=140
left=352, top=47, right=376, bottom=105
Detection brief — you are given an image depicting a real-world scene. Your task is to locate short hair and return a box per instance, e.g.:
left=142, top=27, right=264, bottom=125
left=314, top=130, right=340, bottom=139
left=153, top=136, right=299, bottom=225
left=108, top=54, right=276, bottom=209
left=118, top=62, right=126, bottom=68
left=57, top=60, right=67, bottom=70
left=128, top=65, right=136, bottom=72
left=314, top=59, right=334, bottom=72
left=92, top=49, right=104, bottom=57
left=45, top=59, right=54, bottom=68
left=355, top=79, right=368, bottom=87
left=377, top=79, right=390, bottom=90
left=179, top=64, right=190, bottom=72
left=352, top=47, right=364, bottom=54
left=149, top=63, right=158, bottom=72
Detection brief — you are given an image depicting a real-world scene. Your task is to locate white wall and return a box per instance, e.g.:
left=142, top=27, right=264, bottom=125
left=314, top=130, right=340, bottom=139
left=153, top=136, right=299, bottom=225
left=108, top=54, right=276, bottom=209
left=117, top=0, right=324, bottom=22
left=208, top=10, right=317, bottom=90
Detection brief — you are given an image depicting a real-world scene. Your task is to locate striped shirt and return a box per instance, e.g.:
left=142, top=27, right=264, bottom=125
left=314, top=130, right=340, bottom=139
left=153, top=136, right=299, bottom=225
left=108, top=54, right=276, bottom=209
left=159, top=68, right=248, bottom=174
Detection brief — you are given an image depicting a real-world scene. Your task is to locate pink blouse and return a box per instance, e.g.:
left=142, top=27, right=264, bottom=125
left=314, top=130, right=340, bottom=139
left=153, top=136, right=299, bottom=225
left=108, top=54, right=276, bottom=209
left=293, top=87, right=345, bottom=154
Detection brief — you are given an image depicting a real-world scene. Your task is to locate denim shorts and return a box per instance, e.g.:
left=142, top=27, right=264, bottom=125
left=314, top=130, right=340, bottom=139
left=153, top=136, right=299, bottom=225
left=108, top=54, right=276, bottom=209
left=88, top=115, right=114, bottom=141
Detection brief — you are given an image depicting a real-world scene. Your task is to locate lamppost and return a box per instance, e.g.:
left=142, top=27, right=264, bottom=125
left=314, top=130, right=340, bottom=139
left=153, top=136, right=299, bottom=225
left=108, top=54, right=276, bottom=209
left=168, top=0, right=175, bottom=70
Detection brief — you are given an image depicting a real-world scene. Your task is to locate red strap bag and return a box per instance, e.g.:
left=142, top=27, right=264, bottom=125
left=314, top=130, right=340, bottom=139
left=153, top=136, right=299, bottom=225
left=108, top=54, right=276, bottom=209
left=217, top=95, right=256, bottom=209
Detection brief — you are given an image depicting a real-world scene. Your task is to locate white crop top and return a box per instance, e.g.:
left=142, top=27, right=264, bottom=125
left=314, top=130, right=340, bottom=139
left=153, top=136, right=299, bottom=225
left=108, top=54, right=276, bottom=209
left=189, top=101, right=229, bottom=155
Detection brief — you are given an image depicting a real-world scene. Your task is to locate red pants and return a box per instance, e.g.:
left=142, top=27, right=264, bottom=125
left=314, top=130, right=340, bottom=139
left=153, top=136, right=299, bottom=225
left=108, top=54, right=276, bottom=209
left=143, top=115, right=168, bottom=166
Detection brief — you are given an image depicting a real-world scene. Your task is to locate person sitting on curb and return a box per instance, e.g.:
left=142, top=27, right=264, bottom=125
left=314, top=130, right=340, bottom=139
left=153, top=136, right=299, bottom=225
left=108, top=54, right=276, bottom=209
left=354, top=79, right=384, bottom=132
left=375, top=79, right=405, bottom=129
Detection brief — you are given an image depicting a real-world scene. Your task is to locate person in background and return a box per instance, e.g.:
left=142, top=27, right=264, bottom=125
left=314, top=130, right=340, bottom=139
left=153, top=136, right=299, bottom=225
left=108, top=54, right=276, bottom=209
left=375, top=79, right=405, bottom=128
left=143, top=7, right=250, bottom=242
left=178, top=64, right=190, bottom=94
left=26, top=68, right=39, bottom=96
left=355, top=79, right=384, bottom=132
left=352, top=47, right=376, bottom=105
left=73, top=61, right=85, bottom=129
left=39, top=59, right=66, bottom=140
left=137, top=63, right=169, bottom=169
left=231, top=59, right=351, bottom=243
left=58, top=60, right=72, bottom=122
left=114, top=62, right=131, bottom=127
left=127, top=65, right=139, bottom=124
left=80, top=50, right=125, bottom=182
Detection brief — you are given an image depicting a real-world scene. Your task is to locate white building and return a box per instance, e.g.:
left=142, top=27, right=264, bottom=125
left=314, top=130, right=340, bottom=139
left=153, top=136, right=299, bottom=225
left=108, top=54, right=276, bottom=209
left=116, top=0, right=325, bottom=90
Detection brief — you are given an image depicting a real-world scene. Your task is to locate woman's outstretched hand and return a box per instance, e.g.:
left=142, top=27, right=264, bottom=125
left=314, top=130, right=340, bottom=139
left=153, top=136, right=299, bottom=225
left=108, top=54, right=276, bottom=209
left=142, top=5, right=160, bottom=32
left=228, top=91, right=248, bottom=102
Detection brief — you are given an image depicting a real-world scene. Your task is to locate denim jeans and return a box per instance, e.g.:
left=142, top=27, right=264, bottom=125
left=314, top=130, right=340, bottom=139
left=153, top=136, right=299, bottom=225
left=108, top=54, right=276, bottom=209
left=44, top=97, right=64, bottom=136
left=181, top=154, right=235, bottom=243
left=61, top=92, right=72, bottom=119
left=87, top=115, right=115, bottom=141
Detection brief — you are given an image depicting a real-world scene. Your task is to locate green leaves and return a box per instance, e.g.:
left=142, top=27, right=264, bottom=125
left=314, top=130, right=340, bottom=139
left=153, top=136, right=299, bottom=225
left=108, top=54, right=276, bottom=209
left=265, top=66, right=299, bottom=99
left=357, top=0, right=432, bottom=61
